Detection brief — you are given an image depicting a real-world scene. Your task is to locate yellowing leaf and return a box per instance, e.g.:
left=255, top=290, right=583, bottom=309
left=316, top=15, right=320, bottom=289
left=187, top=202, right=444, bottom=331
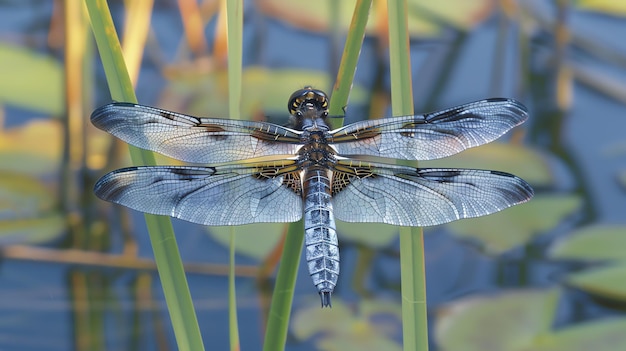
left=577, top=0, right=626, bottom=16
left=0, top=119, right=62, bottom=175
left=256, top=0, right=495, bottom=37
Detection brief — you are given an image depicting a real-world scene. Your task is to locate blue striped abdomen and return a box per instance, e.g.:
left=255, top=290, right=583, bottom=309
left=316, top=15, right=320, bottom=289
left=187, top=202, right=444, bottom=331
left=303, top=168, right=339, bottom=307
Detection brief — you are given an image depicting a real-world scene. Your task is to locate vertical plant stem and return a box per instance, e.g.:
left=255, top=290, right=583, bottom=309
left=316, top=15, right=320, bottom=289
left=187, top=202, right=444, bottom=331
left=121, top=0, right=154, bottom=83
left=387, top=0, right=428, bottom=350
left=225, top=0, right=243, bottom=350
left=330, top=0, right=373, bottom=119
left=85, top=1, right=205, bottom=350
left=262, top=220, right=304, bottom=351
left=228, top=229, right=240, bottom=351
left=63, top=0, right=88, bottom=248
left=65, top=4, right=99, bottom=349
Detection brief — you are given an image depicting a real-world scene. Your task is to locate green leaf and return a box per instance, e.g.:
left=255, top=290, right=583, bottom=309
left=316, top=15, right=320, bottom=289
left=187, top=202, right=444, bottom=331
left=420, top=142, right=553, bottom=187
left=0, top=173, right=56, bottom=217
left=292, top=299, right=402, bottom=351
left=337, top=222, right=398, bottom=248
left=0, top=43, right=63, bottom=114
left=447, top=195, right=581, bottom=254
left=207, top=223, right=285, bottom=261
left=529, top=318, right=626, bottom=351
left=0, top=213, right=66, bottom=245
left=86, top=1, right=205, bottom=349
left=549, top=225, right=626, bottom=261
left=0, top=120, right=61, bottom=175
left=436, top=289, right=626, bottom=351
left=565, top=264, right=626, bottom=301
left=435, top=289, right=560, bottom=351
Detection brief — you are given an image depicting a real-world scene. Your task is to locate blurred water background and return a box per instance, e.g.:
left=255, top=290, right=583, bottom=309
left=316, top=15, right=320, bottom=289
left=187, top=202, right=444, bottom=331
left=1, top=1, right=626, bottom=350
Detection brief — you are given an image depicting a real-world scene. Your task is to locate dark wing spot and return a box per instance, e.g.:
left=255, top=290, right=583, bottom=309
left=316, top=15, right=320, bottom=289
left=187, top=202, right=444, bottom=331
left=114, top=102, right=136, bottom=107
left=199, top=124, right=227, bottom=132
left=490, top=170, right=515, bottom=177
left=168, top=167, right=216, bottom=180
left=411, top=169, right=465, bottom=184
left=158, top=110, right=176, bottom=121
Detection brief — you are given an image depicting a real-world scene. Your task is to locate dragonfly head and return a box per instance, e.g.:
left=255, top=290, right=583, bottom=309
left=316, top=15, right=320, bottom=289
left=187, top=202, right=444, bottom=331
left=288, top=86, right=330, bottom=131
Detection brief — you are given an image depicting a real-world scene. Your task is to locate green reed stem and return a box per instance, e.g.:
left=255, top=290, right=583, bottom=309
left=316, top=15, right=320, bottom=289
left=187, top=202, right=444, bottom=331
left=225, top=1, right=243, bottom=350
left=85, top=1, right=205, bottom=350
left=387, top=0, right=429, bottom=350
left=330, top=0, right=373, bottom=120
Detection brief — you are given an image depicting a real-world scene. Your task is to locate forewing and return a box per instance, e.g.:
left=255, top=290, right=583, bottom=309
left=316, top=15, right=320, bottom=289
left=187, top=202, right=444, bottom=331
left=91, top=103, right=302, bottom=163
left=332, top=161, right=533, bottom=226
left=94, top=162, right=303, bottom=225
left=330, top=98, right=527, bottom=160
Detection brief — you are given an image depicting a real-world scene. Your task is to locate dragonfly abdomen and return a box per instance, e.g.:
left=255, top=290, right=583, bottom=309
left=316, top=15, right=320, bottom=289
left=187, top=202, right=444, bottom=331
left=303, top=168, right=339, bottom=307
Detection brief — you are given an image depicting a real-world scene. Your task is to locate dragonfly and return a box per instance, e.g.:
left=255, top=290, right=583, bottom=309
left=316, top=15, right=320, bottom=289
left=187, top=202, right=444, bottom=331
left=92, top=87, right=533, bottom=307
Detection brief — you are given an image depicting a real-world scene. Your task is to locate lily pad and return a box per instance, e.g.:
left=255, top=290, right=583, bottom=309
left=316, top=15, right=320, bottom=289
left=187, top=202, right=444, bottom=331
left=564, top=264, right=626, bottom=301
left=0, top=173, right=66, bottom=245
left=0, top=43, right=63, bottom=114
left=447, top=195, right=581, bottom=254
left=0, top=173, right=56, bottom=218
left=0, top=213, right=66, bottom=245
left=207, top=223, right=286, bottom=260
left=436, top=288, right=626, bottom=351
left=0, top=119, right=62, bottom=175
left=549, top=225, right=626, bottom=261
left=292, top=299, right=402, bottom=351
left=420, top=142, right=553, bottom=187
left=337, top=222, right=398, bottom=248
left=435, top=289, right=560, bottom=351
left=435, top=289, right=626, bottom=351
left=528, top=318, right=626, bottom=351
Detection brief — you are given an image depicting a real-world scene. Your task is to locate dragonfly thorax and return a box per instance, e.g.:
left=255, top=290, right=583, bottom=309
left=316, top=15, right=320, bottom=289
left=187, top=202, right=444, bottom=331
left=298, top=129, right=337, bottom=167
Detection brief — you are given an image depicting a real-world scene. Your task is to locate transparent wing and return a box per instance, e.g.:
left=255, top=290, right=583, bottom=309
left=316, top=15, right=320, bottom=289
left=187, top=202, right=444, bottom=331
left=91, top=103, right=302, bottom=164
left=330, top=98, right=527, bottom=160
left=94, top=163, right=303, bottom=226
left=332, top=161, right=533, bottom=226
